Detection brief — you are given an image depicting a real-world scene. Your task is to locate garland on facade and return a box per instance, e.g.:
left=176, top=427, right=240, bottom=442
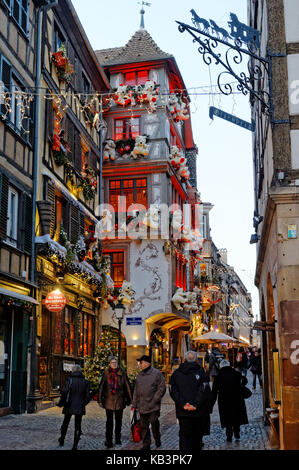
left=36, top=231, right=113, bottom=298
left=0, top=294, right=32, bottom=310
left=113, top=80, right=160, bottom=111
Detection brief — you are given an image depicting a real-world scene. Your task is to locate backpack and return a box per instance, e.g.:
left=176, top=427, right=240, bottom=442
left=213, top=353, right=224, bottom=369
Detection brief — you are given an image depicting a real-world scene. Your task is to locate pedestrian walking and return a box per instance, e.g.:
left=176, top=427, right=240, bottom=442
left=132, top=355, right=166, bottom=450
left=249, top=350, right=263, bottom=390
left=169, top=350, right=212, bottom=452
left=211, top=359, right=248, bottom=442
left=209, top=346, right=223, bottom=380
left=235, top=347, right=248, bottom=376
left=58, top=364, right=90, bottom=450
left=98, top=356, right=132, bottom=448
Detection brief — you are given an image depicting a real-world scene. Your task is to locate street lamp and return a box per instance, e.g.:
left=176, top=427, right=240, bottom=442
left=114, top=301, right=125, bottom=362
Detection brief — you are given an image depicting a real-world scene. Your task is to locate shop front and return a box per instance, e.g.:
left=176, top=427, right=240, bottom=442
left=36, top=283, right=99, bottom=408
left=0, top=286, right=39, bottom=415
left=145, top=313, right=191, bottom=382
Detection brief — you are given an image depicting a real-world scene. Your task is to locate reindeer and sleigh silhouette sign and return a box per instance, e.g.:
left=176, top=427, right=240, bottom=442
left=178, top=9, right=264, bottom=131
left=190, top=9, right=260, bottom=49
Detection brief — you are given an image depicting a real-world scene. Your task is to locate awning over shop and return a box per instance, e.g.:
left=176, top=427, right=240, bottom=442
left=0, top=287, right=39, bottom=305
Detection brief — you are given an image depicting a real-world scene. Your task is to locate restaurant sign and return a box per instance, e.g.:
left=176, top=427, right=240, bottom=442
left=43, top=289, right=68, bottom=312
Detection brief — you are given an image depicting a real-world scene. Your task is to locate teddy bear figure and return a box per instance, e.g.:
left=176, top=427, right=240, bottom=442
left=142, top=205, right=160, bottom=230
left=118, top=281, right=136, bottom=306
left=169, top=94, right=179, bottom=117
left=176, top=98, right=189, bottom=121
left=177, top=163, right=190, bottom=180
left=130, top=135, right=149, bottom=159
left=169, top=145, right=185, bottom=170
left=172, top=287, right=189, bottom=311
left=114, top=84, right=135, bottom=107
left=142, top=80, right=159, bottom=111
left=103, top=139, right=116, bottom=161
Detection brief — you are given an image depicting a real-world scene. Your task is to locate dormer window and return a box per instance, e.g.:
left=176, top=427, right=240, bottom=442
left=124, top=70, right=148, bottom=86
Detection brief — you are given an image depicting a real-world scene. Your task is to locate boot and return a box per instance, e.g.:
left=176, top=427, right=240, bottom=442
left=58, top=427, right=67, bottom=446
left=72, top=430, right=81, bottom=451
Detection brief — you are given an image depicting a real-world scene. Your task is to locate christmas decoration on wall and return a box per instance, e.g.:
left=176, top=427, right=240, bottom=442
left=172, top=287, right=190, bottom=311
left=79, top=164, right=97, bottom=201
left=103, top=139, right=116, bottom=161
left=136, top=80, right=160, bottom=112
left=169, top=145, right=190, bottom=181
left=169, top=93, right=189, bottom=122
left=52, top=114, right=70, bottom=166
left=113, top=80, right=160, bottom=112
left=115, top=137, right=135, bottom=156
left=117, top=280, right=136, bottom=307
left=51, top=45, right=74, bottom=84
left=130, top=135, right=149, bottom=159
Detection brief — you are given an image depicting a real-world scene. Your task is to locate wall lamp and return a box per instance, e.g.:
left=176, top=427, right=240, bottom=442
left=250, top=234, right=261, bottom=244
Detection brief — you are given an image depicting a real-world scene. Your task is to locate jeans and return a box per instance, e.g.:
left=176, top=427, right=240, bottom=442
left=105, top=409, right=123, bottom=443
left=178, top=417, right=203, bottom=452
left=252, top=372, right=263, bottom=388
left=139, top=411, right=161, bottom=448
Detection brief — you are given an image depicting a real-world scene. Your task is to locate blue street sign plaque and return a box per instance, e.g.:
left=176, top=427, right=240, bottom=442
left=126, top=317, right=143, bottom=326
left=209, top=106, right=256, bottom=132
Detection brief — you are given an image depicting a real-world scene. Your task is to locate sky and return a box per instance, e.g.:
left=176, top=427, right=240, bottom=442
left=71, top=0, right=259, bottom=318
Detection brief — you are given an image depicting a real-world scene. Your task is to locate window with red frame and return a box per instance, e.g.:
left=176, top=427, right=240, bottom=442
left=176, top=257, right=186, bottom=290
left=104, top=251, right=125, bottom=287
left=109, top=178, right=147, bottom=212
left=115, top=117, right=140, bottom=140
left=64, top=308, right=75, bottom=356
left=80, top=313, right=95, bottom=357
left=124, top=70, right=149, bottom=86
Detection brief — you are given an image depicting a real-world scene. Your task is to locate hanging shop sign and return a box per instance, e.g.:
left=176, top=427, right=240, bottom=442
left=209, top=106, right=256, bottom=132
left=205, top=285, right=222, bottom=304
left=43, top=289, right=68, bottom=312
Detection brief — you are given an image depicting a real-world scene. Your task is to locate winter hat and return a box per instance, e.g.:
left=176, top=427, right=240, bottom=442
left=219, top=359, right=230, bottom=369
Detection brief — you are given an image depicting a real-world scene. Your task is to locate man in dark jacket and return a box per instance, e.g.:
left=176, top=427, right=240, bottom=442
left=211, top=359, right=248, bottom=442
left=169, top=350, right=212, bottom=452
left=249, top=350, right=263, bottom=389
left=132, top=355, right=166, bottom=450
left=58, top=364, right=90, bottom=450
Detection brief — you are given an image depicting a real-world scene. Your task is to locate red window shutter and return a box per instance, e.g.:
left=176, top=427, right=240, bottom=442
left=124, top=72, right=136, bottom=86
left=138, top=70, right=148, bottom=84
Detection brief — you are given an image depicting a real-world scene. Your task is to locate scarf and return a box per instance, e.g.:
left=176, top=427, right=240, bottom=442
left=108, top=367, right=120, bottom=394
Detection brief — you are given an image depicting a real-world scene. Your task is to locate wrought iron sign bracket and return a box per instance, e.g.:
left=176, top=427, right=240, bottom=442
left=176, top=11, right=272, bottom=117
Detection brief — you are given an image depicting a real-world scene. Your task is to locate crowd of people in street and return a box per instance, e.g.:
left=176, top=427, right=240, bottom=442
left=56, top=346, right=263, bottom=451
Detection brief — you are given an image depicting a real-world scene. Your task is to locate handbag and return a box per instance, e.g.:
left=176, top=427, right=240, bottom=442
left=241, top=385, right=252, bottom=399
left=131, top=410, right=142, bottom=443
left=57, top=378, right=72, bottom=407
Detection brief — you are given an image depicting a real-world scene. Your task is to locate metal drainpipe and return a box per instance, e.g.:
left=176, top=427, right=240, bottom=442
left=27, top=0, right=58, bottom=414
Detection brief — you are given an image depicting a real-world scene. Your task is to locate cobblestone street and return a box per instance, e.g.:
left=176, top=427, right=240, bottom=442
left=0, top=374, right=271, bottom=451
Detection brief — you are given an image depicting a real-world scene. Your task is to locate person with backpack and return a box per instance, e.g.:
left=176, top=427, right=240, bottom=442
left=209, top=346, right=223, bottom=380
left=235, top=347, right=248, bottom=376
